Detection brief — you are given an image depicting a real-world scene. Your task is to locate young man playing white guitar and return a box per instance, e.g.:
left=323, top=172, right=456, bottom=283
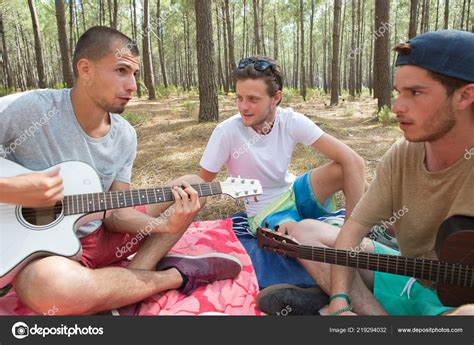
left=0, top=26, right=241, bottom=315
left=259, top=30, right=474, bottom=316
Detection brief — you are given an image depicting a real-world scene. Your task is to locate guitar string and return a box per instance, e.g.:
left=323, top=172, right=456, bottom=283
left=19, top=184, right=221, bottom=216
left=21, top=181, right=258, bottom=216
left=266, top=240, right=473, bottom=284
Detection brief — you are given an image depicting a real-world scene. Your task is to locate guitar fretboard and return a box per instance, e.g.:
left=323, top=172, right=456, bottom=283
left=263, top=238, right=474, bottom=288
left=62, top=183, right=222, bottom=215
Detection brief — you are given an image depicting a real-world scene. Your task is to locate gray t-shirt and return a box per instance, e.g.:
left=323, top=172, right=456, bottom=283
left=0, top=89, right=137, bottom=237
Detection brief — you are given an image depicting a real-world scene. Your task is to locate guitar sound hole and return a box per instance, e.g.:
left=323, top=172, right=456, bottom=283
left=21, top=202, right=63, bottom=227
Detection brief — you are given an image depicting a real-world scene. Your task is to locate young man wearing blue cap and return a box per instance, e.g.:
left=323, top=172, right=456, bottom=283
left=259, top=30, right=474, bottom=316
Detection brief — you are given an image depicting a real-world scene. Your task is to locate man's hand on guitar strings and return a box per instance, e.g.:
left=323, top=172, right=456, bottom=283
left=165, top=181, right=201, bottom=234
left=0, top=168, right=64, bottom=207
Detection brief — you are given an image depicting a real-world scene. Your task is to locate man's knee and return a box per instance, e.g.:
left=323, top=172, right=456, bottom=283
left=15, top=256, right=91, bottom=314
left=310, top=162, right=344, bottom=203
left=290, top=219, right=339, bottom=247
left=176, top=174, right=204, bottom=184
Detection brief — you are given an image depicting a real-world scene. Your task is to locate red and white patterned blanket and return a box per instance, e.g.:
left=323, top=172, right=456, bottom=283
left=0, top=219, right=262, bottom=316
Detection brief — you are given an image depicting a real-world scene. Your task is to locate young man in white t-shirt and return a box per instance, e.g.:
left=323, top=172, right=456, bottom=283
left=200, top=56, right=365, bottom=234
left=199, top=58, right=366, bottom=300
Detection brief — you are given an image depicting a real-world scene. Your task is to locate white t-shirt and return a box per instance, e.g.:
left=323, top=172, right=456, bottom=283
left=200, top=107, right=324, bottom=216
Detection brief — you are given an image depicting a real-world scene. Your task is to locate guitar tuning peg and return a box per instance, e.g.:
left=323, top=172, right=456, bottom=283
left=251, top=180, right=255, bottom=184
left=284, top=227, right=289, bottom=235
left=253, top=196, right=259, bottom=202
left=274, top=225, right=280, bottom=231
left=264, top=222, right=269, bottom=228
left=245, top=198, right=249, bottom=204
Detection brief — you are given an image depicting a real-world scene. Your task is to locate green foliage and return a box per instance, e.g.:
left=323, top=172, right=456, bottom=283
left=377, top=105, right=395, bottom=126
left=52, top=82, right=67, bottom=90
left=155, top=85, right=177, bottom=98
left=0, top=87, right=16, bottom=97
left=182, top=100, right=198, bottom=118
left=344, top=106, right=354, bottom=117
left=360, top=88, right=372, bottom=98
left=122, top=112, right=149, bottom=127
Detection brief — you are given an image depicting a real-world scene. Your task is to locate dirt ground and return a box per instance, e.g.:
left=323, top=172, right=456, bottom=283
left=126, top=92, right=402, bottom=221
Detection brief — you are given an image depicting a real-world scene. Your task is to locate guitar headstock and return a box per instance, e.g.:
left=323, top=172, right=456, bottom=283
left=256, top=227, right=299, bottom=257
left=220, top=177, right=262, bottom=199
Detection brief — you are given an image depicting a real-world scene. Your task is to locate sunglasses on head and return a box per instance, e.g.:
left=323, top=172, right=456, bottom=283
left=238, top=58, right=281, bottom=91
left=238, top=58, right=274, bottom=72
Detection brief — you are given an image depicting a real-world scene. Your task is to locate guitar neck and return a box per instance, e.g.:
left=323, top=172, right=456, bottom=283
left=280, top=244, right=473, bottom=288
left=62, top=182, right=222, bottom=215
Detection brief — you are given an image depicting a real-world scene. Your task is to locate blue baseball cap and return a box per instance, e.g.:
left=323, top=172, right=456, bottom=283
left=395, top=30, right=474, bottom=83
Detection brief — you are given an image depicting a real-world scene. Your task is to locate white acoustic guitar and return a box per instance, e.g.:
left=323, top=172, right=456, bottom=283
left=0, top=157, right=262, bottom=287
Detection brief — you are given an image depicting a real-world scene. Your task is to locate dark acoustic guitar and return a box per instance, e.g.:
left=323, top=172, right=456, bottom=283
left=257, top=215, right=474, bottom=307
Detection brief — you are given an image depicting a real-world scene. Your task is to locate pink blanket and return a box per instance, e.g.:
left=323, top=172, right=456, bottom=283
left=0, top=219, right=262, bottom=316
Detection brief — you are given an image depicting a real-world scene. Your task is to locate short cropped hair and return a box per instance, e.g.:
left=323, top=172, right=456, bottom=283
left=72, top=26, right=139, bottom=77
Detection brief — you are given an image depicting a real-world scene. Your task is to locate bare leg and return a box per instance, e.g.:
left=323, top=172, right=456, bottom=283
left=15, top=174, right=208, bottom=315
left=129, top=174, right=207, bottom=270
left=308, top=162, right=344, bottom=205
left=15, top=256, right=183, bottom=315
left=444, top=304, right=474, bottom=316
left=288, top=219, right=387, bottom=315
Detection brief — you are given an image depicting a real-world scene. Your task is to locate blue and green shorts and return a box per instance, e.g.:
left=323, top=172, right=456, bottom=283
left=249, top=171, right=337, bottom=234
left=373, top=241, right=455, bottom=316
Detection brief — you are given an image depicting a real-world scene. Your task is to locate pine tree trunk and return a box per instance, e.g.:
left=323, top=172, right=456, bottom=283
left=374, top=0, right=391, bottom=111
left=55, top=0, right=74, bottom=87
left=142, top=0, right=156, bottom=99
left=349, top=0, right=356, bottom=97
left=131, top=0, right=141, bottom=97
left=242, top=0, right=247, bottom=57
left=221, top=6, right=229, bottom=93
left=338, top=1, right=346, bottom=95
left=113, top=0, right=118, bottom=29
left=156, top=0, right=168, bottom=87
left=260, top=0, right=265, bottom=55
left=0, top=13, right=13, bottom=89
left=299, top=0, right=306, bottom=100
left=309, top=0, right=315, bottom=89
left=273, top=8, right=278, bottom=61
left=356, top=0, right=364, bottom=95
left=79, top=0, right=86, bottom=32
left=194, top=0, right=218, bottom=122
left=330, top=0, right=342, bottom=106
left=444, top=0, right=449, bottom=29
left=252, top=0, right=261, bottom=54
left=435, top=0, right=440, bottom=30
left=215, top=3, right=224, bottom=91
left=69, top=0, right=75, bottom=60
left=461, top=0, right=467, bottom=30
left=323, top=4, right=328, bottom=94
left=28, top=0, right=47, bottom=88
left=224, top=0, right=236, bottom=91
left=409, top=0, right=418, bottom=38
